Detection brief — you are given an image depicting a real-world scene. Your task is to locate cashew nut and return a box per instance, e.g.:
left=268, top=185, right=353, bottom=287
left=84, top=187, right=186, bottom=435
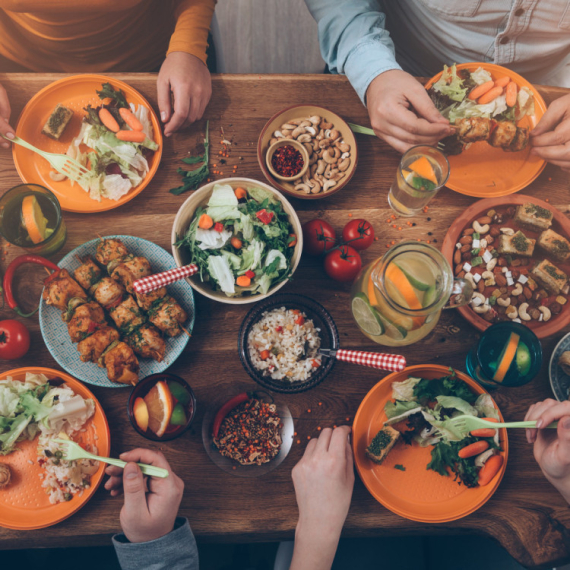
left=500, top=228, right=515, bottom=236
left=319, top=139, right=331, bottom=150
left=511, top=283, right=523, bottom=296
left=308, top=178, right=321, bottom=194
left=322, top=179, right=337, bottom=192
left=471, top=292, right=485, bottom=305
left=518, top=302, right=531, bottom=321
left=289, top=119, right=302, bottom=126
left=482, top=271, right=495, bottom=287
left=320, top=120, right=333, bottom=130
left=305, top=126, right=317, bottom=136
left=480, top=239, right=488, bottom=248
left=297, top=134, right=312, bottom=143
left=312, top=139, right=320, bottom=152
left=340, top=152, right=350, bottom=160
left=303, top=142, right=313, bottom=156
left=298, top=121, right=310, bottom=128
left=269, top=137, right=278, bottom=146
left=472, top=221, right=490, bottom=234
left=308, top=153, right=318, bottom=166
left=330, top=171, right=346, bottom=182
left=497, top=296, right=511, bottom=307
left=337, top=142, right=351, bottom=153
left=486, top=258, right=497, bottom=271
left=539, top=306, right=552, bottom=322
left=281, top=129, right=292, bottom=137
left=338, top=158, right=351, bottom=172
left=464, top=273, right=476, bottom=288
left=324, top=150, right=339, bottom=164
left=310, top=163, right=318, bottom=178
left=292, top=126, right=306, bottom=139
left=281, top=123, right=297, bottom=131
left=506, top=305, right=518, bottom=319
left=294, top=183, right=311, bottom=194
left=316, top=129, right=324, bottom=141
left=316, top=160, right=326, bottom=175
left=309, top=115, right=321, bottom=126
left=329, top=129, right=340, bottom=141
left=473, top=303, right=490, bottom=314
left=274, top=130, right=284, bottom=138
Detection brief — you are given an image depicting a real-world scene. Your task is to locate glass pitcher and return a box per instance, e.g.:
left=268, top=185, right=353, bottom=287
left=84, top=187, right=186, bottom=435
left=350, top=241, right=472, bottom=347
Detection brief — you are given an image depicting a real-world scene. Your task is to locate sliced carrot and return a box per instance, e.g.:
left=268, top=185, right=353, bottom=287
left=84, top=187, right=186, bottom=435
left=468, top=80, right=494, bottom=101
left=198, top=213, right=214, bottom=229
left=493, top=332, right=520, bottom=382
left=259, top=349, right=270, bottom=360
left=236, top=275, right=251, bottom=287
left=99, top=108, right=120, bottom=132
left=470, top=428, right=496, bottom=438
left=458, top=440, right=489, bottom=459
left=407, top=156, right=437, bottom=185
left=478, top=454, right=503, bottom=486
left=116, top=130, right=147, bottom=143
left=477, top=86, right=504, bottom=105
left=230, top=236, right=242, bottom=249
left=234, top=187, right=247, bottom=200
left=506, top=81, right=518, bottom=107
left=494, top=76, right=511, bottom=88
left=119, top=107, right=144, bottom=131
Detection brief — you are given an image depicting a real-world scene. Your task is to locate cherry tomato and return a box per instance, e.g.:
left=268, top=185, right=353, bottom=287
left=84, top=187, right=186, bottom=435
left=342, top=219, right=374, bottom=250
left=324, top=246, right=362, bottom=283
left=302, top=219, right=336, bottom=256
left=0, top=320, right=30, bottom=360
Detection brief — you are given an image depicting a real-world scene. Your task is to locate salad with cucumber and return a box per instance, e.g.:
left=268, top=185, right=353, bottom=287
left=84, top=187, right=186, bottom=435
left=176, top=184, right=297, bottom=297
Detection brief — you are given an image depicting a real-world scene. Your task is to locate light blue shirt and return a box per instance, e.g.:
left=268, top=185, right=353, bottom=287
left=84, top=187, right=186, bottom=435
left=305, top=0, right=570, bottom=104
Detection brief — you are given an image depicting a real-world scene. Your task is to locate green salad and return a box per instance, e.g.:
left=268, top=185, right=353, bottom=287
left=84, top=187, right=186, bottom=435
left=176, top=184, right=296, bottom=297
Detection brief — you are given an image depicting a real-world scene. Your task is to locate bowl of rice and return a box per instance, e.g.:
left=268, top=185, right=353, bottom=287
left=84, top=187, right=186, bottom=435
left=238, top=293, right=339, bottom=393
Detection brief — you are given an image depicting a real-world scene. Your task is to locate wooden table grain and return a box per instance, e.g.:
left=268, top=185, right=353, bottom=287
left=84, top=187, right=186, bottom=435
left=0, top=73, right=569, bottom=568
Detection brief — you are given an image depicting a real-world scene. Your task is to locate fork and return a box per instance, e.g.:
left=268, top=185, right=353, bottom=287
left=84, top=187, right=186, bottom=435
left=53, top=438, right=169, bottom=478
left=434, top=415, right=558, bottom=439
left=2, top=133, right=92, bottom=187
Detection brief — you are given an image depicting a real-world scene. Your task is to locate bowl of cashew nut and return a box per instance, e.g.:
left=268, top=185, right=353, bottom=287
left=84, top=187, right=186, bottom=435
left=257, top=105, right=358, bottom=199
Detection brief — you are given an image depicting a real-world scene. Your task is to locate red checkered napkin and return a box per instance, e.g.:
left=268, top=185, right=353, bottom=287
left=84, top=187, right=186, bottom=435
left=335, top=349, right=406, bottom=372
left=133, top=264, right=198, bottom=294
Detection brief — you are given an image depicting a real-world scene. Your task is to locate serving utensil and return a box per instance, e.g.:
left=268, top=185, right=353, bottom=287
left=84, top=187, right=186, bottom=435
left=2, top=133, right=92, bottom=186
left=133, top=264, right=199, bottom=294
left=434, top=415, right=557, bottom=439
left=53, top=438, right=169, bottom=478
left=318, top=348, right=406, bottom=373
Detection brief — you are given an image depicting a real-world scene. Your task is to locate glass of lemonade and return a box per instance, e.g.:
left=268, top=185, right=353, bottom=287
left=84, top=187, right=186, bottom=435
left=388, top=145, right=450, bottom=217
left=351, top=241, right=472, bottom=347
left=465, top=322, right=542, bottom=389
left=0, top=184, right=67, bottom=256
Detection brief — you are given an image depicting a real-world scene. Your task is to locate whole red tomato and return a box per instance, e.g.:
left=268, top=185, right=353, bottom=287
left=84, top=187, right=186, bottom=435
left=324, top=246, right=362, bottom=283
left=302, top=219, right=336, bottom=256
left=342, top=219, right=374, bottom=250
left=0, top=320, right=30, bottom=360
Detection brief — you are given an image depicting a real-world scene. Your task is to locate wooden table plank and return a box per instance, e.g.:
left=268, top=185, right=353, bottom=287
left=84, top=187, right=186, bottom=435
left=0, top=73, right=569, bottom=568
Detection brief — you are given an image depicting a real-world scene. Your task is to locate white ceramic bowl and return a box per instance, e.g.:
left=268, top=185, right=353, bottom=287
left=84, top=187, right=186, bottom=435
left=171, top=178, right=303, bottom=305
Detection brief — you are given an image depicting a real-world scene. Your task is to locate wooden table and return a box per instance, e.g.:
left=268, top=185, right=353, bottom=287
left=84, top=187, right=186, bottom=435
left=0, top=73, right=569, bottom=568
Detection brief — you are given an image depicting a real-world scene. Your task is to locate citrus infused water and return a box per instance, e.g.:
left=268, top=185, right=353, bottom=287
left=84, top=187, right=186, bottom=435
left=388, top=145, right=450, bottom=217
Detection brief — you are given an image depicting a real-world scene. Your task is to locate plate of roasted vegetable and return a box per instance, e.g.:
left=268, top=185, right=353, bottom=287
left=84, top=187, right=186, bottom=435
left=39, top=236, right=194, bottom=388
left=352, top=365, right=508, bottom=523
left=442, top=195, right=570, bottom=339
left=425, top=63, right=546, bottom=197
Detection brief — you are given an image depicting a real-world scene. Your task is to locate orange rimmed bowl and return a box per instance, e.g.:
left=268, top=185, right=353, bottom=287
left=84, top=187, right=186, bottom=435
left=0, top=367, right=110, bottom=530
left=352, top=364, right=508, bottom=523
left=12, top=74, right=163, bottom=213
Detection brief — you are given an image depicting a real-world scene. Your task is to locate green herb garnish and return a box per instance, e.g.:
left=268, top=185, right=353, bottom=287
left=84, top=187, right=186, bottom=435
left=394, top=464, right=406, bottom=471
left=411, top=176, right=436, bottom=192
left=170, top=121, right=210, bottom=195
left=96, top=82, right=129, bottom=108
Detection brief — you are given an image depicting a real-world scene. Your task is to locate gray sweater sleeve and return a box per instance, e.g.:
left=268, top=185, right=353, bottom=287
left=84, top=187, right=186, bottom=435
left=113, top=517, right=198, bottom=570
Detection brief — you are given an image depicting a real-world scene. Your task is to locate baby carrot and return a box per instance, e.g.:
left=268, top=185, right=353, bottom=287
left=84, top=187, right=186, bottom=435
left=236, top=275, right=251, bottom=287
left=478, top=454, right=503, bottom=486
left=116, top=130, right=147, bottom=143
left=259, top=349, right=269, bottom=360
left=234, top=187, right=247, bottom=200
left=119, top=107, right=144, bottom=131
left=471, top=428, right=496, bottom=438
left=458, top=440, right=489, bottom=459
left=198, top=213, right=214, bottom=229
left=505, top=81, right=518, bottom=107
left=99, top=108, right=120, bottom=132
left=477, top=86, right=504, bottom=105
left=468, top=80, right=494, bottom=101
left=230, top=236, right=242, bottom=249
left=494, top=76, right=511, bottom=88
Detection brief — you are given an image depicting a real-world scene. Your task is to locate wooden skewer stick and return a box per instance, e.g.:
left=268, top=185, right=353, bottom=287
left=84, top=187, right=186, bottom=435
left=181, top=326, right=192, bottom=338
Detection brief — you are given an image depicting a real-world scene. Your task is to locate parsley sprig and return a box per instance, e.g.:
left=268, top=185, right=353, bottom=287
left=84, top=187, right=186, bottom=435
left=170, top=121, right=210, bottom=195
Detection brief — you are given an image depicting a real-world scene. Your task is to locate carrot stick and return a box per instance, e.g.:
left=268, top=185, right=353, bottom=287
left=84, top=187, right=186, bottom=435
left=119, top=107, right=144, bottom=131
left=234, top=187, right=247, bottom=200
left=505, top=81, right=518, bottom=107
left=468, top=81, right=495, bottom=101
left=236, top=275, right=251, bottom=287
left=458, top=440, right=489, bottom=459
left=116, top=130, right=147, bottom=143
left=478, top=454, right=503, bottom=486
left=477, top=86, right=504, bottom=105
left=231, top=237, right=242, bottom=249
left=471, top=428, right=497, bottom=438
left=99, top=108, right=120, bottom=133
left=198, top=214, right=214, bottom=229
left=494, top=76, right=511, bottom=88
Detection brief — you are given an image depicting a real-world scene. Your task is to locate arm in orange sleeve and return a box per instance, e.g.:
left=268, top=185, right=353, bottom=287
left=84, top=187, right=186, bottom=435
left=167, top=0, right=217, bottom=66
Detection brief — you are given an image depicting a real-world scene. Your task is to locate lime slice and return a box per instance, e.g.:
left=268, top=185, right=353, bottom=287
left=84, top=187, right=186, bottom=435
left=516, top=342, right=531, bottom=376
left=395, top=263, right=431, bottom=292
left=352, top=293, right=384, bottom=337
left=170, top=403, right=187, bottom=426
left=168, top=381, right=191, bottom=405
left=377, top=313, right=408, bottom=341
left=423, top=285, right=437, bottom=307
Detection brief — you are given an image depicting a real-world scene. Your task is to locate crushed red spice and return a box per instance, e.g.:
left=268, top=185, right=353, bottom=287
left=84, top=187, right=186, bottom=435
left=271, top=145, right=304, bottom=177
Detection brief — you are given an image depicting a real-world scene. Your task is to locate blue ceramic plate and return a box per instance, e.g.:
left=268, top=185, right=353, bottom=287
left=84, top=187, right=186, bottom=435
left=549, top=332, right=570, bottom=401
left=39, top=235, right=195, bottom=388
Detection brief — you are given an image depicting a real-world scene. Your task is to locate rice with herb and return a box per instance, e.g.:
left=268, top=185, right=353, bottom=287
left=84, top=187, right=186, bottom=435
left=248, top=307, right=322, bottom=381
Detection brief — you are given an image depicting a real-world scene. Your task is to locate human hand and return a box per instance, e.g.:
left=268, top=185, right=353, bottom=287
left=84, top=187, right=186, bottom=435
left=531, top=93, right=570, bottom=171
left=366, top=69, right=453, bottom=153
left=157, top=51, right=212, bottom=137
left=290, top=426, right=354, bottom=570
left=525, top=399, right=570, bottom=503
left=0, top=83, right=15, bottom=149
left=104, top=448, right=184, bottom=543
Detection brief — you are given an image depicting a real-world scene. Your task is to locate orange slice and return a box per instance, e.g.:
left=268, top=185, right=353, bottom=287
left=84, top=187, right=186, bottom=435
left=133, top=397, right=149, bottom=432
left=21, top=195, right=48, bottom=244
left=385, top=263, right=425, bottom=328
left=144, top=380, right=173, bottom=437
left=493, top=332, right=520, bottom=383
left=408, top=156, right=438, bottom=185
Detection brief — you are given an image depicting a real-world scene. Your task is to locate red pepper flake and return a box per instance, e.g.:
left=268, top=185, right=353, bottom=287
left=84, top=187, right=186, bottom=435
left=348, top=213, right=353, bottom=217
left=307, top=436, right=311, bottom=440
left=214, top=222, right=224, bottom=232
left=392, top=224, right=397, bottom=229
left=307, top=409, right=311, bottom=413
left=333, top=425, right=337, bottom=429
left=345, top=417, right=350, bottom=421
left=398, top=226, right=402, bottom=231
left=271, top=145, right=304, bottom=177
left=317, top=426, right=321, bottom=431
left=294, top=432, right=297, bottom=436
left=375, top=237, right=379, bottom=241
left=318, top=402, right=322, bottom=406
left=297, top=439, right=301, bottom=444
left=546, top=198, right=550, bottom=202
left=548, top=177, right=552, bottom=181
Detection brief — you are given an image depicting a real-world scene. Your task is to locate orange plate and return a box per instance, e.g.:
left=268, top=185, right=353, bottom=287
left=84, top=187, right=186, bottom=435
left=352, top=365, right=508, bottom=523
left=13, top=75, right=163, bottom=213
left=0, top=367, right=110, bottom=530
left=424, top=63, right=546, bottom=197
left=441, top=194, right=570, bottom=339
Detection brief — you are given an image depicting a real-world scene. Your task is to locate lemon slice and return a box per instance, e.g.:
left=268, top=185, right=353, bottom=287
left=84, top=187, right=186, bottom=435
left=21, top=195, right=49, bottom=244
left=352, top=293, right=384, bottom=337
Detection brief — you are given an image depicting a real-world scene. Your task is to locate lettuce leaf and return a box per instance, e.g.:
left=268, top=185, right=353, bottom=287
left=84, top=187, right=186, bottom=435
left=248, top=186, right=277, bottom=204
left=196, top=227, right=232, bottom=250
left=435, top=395, right=478, bottom=418
left=432, top=64, right=468, bottom=102
left=391, top=377, right=421, bottom=402
left=474, top=394, right=499, bottom=420
left=470, top=67, right=493, bottom=85
left=384, top=400, right=421, bottom=420
left=207, top=255, right=235, bottom=294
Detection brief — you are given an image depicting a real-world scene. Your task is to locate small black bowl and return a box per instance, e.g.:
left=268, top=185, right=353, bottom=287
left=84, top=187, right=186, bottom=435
left=238, top=293, right=340, bottom=393
left=127, top=373, right=197, bottom=441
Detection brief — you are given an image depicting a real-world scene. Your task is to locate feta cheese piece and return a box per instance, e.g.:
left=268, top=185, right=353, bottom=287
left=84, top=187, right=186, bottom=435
left=480, top=239, right=488, bottom=248
left=502, top=267, right=508, bottom=273
left=463, top=262, right=472, bottom=272
left=472, top=296, right=483, bottom=307
left=456, top=243, right=462, bottom=249
left=507, top=277, right=514, bottom=286
left=518, top=274, right=528, bottom=284
left=539, top=314, right=543, bottom=321
left=482, top=250, right=493, bottom=263
left=472, top=239, right=480, bottom=249
left=484, top=297, right=490, bottom=305
left=505, top=271, right=512, bottom=279
left=473, top=273, right=482, bottom=283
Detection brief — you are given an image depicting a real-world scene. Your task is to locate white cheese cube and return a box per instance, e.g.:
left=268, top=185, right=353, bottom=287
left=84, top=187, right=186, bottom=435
left=484, top=297, right=490, bottom=305
left=463, top=262, right=472, bottom=272
left=507, top=277, right=514, bottom=286
left=539, top=314, right=543, bottom=321
left=502, top=267, right=508, bottom=273
left=480, top=239, right=487, bottom=248
left=482, top=250, right=493, bottom=263
left=472, top=239, right=480, bottom=249
left=518, top=274, right=528, bottom=284
left=473, top=273, right=482, bottom=283
left=505, top=271, right=512, bottom=278
left=472, top=297, right=483, bottom=307
left=456, top=243, right=462, bottom=249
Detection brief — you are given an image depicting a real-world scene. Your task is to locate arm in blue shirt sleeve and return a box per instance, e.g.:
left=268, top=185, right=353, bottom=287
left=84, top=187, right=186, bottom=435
left=113, top=517, right=198, bottom=570
left=305, top=0, right=402, bottom=104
